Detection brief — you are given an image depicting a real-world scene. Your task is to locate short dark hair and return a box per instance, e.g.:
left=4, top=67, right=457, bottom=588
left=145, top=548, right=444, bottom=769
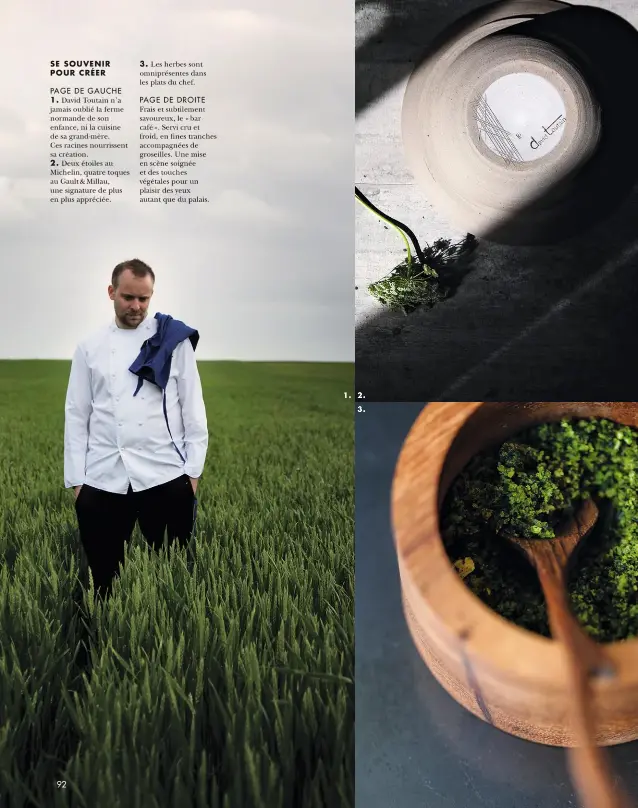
left=112, top=259, right=155, bottom=289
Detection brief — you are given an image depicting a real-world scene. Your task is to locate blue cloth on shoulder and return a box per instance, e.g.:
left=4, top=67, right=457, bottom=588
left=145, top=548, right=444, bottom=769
left=129, top=312, right=199, bottom=462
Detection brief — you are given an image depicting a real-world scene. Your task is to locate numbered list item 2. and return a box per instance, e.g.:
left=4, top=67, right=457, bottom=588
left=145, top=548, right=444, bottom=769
left=49, top=61, right=130, bottom=205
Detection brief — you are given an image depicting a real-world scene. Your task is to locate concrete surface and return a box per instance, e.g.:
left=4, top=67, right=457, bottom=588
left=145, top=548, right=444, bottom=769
left=355, top=0, right=638, bottom=401
left=356, top=403, right=638, bottom=808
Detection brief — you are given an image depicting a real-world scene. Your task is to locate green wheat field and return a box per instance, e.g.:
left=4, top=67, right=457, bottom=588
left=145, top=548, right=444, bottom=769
left=0, top=360, right=354, bottom=808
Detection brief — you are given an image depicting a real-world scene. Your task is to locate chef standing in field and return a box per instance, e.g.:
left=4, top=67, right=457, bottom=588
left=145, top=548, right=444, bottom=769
left=64, top=258, right=208, bottom=599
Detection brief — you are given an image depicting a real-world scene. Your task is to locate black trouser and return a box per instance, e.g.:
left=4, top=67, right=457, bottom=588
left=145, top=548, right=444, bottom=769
left=74, top=473, right=197, bottom=598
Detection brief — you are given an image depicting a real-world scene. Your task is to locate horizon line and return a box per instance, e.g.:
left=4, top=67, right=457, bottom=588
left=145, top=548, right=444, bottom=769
left=0, top=358, right=355, bottom=364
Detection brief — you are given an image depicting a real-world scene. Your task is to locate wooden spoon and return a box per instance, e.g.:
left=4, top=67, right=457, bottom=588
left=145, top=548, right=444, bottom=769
left=508, top=498, right=633, bottom=808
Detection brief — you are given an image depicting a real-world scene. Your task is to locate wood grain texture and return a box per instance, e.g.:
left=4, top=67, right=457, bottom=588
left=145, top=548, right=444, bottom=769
left=511, top=501, right=633, bottom=808
left=391, top=402, right=638, bottom=747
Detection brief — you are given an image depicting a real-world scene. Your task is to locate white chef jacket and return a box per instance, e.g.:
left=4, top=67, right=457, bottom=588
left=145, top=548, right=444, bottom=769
left=64, top=314, right=208, bottom=494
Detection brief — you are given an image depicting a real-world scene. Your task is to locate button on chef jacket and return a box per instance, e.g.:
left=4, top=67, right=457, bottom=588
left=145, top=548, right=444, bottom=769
left=64, top=314, right=208, bottom=494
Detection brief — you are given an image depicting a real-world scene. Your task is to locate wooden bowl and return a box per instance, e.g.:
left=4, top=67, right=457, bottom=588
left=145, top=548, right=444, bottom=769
left=391, top=402, right=638, bottom=747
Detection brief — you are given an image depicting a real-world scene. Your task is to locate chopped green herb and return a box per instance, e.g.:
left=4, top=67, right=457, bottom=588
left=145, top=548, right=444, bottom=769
left=367, top=258, right=446, bottom=314
left=453, top=557, right=476, bottom=579
left=440, top=418, right=638, bottom=642
left=367, top=235, right=478, bottom=314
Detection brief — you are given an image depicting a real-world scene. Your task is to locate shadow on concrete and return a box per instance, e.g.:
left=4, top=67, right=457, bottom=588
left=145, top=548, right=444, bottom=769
left=356, top=0, right=492, bottom=116
left=356, top=2, right=638, bottom=401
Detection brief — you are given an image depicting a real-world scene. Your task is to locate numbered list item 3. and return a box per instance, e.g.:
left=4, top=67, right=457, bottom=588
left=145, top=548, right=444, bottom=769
left=139, top=59, right=217, bottom=205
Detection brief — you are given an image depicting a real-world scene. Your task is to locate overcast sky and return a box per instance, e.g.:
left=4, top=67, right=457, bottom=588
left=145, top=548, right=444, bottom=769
left=0, top=0, right=352, bottom=361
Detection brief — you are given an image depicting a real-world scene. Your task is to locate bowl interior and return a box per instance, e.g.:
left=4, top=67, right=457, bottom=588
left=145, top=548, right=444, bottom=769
left=438, top=403, right=638, bottom=509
